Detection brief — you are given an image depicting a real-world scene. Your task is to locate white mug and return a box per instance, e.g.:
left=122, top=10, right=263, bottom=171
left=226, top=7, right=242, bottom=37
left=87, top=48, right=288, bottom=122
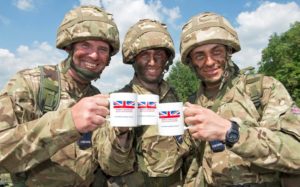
left=137, top=94, right=159, bottom=126
left=157, top=102, right=185, bottom=136
left=109, top=92, right=138, bottom=127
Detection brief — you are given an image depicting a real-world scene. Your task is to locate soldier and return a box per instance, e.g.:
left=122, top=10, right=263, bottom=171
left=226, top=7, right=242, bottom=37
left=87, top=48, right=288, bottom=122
left=180, top=12, right=300, bottom=186
left=93, top=19, right=194, bottom=186
left=0, top=5, right=119, bottom=187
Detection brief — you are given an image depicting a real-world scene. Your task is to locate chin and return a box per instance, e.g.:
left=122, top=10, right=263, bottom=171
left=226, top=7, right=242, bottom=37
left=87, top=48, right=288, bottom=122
left=144, top=77, right=160, bottom=84
left=201, top=75, right=221, bottom=83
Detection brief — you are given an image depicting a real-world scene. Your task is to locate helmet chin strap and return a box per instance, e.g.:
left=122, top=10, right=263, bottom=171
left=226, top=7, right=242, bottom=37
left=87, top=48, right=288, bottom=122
left=70, top=62, right=100, bottom=81
left=61, top=55, right=72, bottom=74
left=62, top=54, right=101, bottom=82
left=218, top=47, right=240, bottom=90
left=160, top=58, right=173, bottom=82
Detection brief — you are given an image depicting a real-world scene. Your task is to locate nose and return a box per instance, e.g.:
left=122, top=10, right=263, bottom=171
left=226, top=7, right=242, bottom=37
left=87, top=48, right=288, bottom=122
left=205, top=55, right=215, bottom=66
left=148, top=55, right=156, bottom=65
left=88, top=51, right=99, bottom=60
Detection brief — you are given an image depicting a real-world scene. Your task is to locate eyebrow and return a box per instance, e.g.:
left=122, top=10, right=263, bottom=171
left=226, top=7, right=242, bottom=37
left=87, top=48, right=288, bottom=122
left=212, top=45, right=225, bottom=50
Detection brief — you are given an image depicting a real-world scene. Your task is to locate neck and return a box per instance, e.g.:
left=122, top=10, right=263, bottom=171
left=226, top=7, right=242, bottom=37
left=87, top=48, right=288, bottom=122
left=203, top=81, right=221, bottom=99
left=68, top=69, right=90, bottom=86
left=137, top=78, right=160, bottom=94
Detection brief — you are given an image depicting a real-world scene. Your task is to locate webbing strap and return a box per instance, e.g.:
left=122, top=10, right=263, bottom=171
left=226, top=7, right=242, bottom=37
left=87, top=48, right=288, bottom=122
left=38, top=65, right=61, bottom=113
left=245, top=74, right=264, bottom=113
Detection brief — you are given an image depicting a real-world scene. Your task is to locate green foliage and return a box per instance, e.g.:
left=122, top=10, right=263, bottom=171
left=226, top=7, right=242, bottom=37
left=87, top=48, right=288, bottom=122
left=166, top=61, right=199, bottom=102
left=258, top=22, right=300, bottom=106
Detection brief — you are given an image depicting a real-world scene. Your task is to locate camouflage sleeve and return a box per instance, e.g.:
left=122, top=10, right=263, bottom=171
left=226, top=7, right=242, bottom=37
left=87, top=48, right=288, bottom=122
left=231, top=76, right=300, bottom=173
left=92, top=123, right=135, bottom=176
left=0, top=73, right=81, bottom=173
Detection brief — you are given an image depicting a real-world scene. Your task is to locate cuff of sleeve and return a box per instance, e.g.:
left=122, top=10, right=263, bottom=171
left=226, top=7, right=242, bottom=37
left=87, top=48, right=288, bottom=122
left=48, top=109, right=81, bottom=145
left=227, top=117, right=250, bottom=151
left=229, top=118, right=260, bottom=157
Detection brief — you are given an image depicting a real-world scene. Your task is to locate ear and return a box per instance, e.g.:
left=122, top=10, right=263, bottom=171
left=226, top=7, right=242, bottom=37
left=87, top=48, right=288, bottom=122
left=64, top=44, right=74, bottom=54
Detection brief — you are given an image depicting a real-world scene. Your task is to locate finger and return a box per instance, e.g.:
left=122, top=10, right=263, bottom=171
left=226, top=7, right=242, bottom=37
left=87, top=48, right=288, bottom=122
left=94, top=106, right=109, bottom=117
left=90, top=115, right=107, bottom=128
left=94, top=96, right=110, bottom=107
left=188, top=125, right=205, bottom=140
left=185, top=116, right=196, bottom=125
left=184, top=105, right=204, bottom=117
left=186, top=125, right=198, bottom=135
left=184, top=113, right=204, bottom=126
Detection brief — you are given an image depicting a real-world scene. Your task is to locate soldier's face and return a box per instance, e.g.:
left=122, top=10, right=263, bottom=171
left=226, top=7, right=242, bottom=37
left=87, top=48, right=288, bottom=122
left=134, top=48, right=168, bottom=84
left=72, top=40, right=110, bottom=74
left=190, top=44, right=227, bottom=85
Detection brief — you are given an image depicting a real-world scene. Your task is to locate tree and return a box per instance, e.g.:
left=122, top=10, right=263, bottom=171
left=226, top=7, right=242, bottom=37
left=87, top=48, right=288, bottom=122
left=166, top=61, right=199, bottom=102
left=258, top=22, right=300, bottom=106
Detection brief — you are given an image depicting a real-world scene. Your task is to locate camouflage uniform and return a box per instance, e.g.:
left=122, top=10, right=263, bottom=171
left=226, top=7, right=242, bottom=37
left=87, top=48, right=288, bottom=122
left=186, top=70, right=300, bottom=187
left=180, top=12, right=300, bottom=186
left=94, top=77, right=194, bottom=187
left=93, top=19, right=195, bottom=187
left=0, top=62, right=98, bottom=186
left=0, top=5, right=119, bottom=187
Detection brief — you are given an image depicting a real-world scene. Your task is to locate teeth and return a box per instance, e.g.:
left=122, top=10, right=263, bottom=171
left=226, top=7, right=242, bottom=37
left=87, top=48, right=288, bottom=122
left=85, top=62, right=97, bottom=68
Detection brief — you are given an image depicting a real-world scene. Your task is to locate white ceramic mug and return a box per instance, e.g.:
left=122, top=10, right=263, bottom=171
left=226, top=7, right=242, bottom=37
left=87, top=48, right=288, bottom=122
left=109, top=93, right=138, bottom=127
left=137, top=94, right=159, bottom=126
left=157, top=102, right=185, bottom=136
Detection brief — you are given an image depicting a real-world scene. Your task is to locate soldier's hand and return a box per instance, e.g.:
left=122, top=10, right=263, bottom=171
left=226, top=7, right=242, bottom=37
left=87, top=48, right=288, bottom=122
left=71, top=94, right=109, bottom=133
left=184, top=102, right=231, bottom=141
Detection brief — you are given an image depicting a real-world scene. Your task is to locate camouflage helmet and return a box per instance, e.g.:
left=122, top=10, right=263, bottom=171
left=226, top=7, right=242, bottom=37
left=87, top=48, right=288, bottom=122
left=56, top=5, right=120, bottom=55
left=180, top=12, right=240, bottom=64
left=122, top=19, right=175, bottom=64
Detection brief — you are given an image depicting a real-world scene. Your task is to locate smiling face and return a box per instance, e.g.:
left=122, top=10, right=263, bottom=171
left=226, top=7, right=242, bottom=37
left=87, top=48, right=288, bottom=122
left=70, top=40, right=110, bottom=82
left=134, top=48, right=168, bottom=85
left=190, top=43, right=227, bottom=86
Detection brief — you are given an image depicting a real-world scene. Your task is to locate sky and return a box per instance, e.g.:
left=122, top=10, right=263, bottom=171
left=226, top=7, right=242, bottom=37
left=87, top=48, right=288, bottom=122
left=1, top=0, right=300, bottom=93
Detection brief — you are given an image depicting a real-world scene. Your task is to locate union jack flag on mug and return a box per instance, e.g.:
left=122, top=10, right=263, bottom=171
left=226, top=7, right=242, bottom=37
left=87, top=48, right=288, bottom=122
left=159, top=110, right=180, bottom=119
left=113, top=101, right=135, bottom=109
left=138, top=101, right=157, bottom=109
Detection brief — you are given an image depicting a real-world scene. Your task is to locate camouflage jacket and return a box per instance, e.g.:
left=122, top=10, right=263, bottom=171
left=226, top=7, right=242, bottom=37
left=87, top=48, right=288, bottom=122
left=0, top=60, right=99, bottom=187
left=93, top=76, right=194, bottom=179
left=190, top=73, right=300, bottom=186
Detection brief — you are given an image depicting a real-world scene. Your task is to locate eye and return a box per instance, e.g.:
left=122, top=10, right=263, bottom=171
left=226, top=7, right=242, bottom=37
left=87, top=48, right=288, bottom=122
left=154, top=53, right=165, bottom=62
left=142, top=55, right=150, bottom=62
left=212, top=46, right=225, bottom=57
left=80, top=42, right=90, bottom=49
left=212, top=49, right=222, bottom=55
left=192, top=53, right=205, bottom=62
left=98, top=46, right=109, bottom=54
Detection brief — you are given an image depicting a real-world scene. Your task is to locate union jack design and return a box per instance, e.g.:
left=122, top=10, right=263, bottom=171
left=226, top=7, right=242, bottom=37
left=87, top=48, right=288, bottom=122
left=138, top=101, right=157, bottom=109
left=113, top=101, right=135, bottom=108
left=159, top=110, right=180, bottom=119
